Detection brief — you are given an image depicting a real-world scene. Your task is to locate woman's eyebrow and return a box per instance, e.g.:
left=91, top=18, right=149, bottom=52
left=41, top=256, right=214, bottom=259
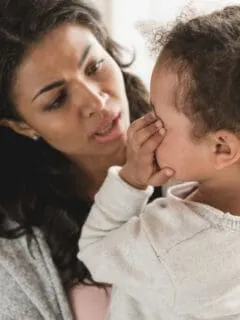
left=78, top=43, right=92, bottom=68
left=32, top=44, right=93, bottom=102
left=32, top=80, right=65, bottom=102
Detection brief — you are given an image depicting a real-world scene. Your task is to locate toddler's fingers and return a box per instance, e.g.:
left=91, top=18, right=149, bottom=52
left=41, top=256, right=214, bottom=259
left=130, top=120, right=163, bottom=150
left=129, top=112, right=159, bottom=134
left=148, top=168, right=174, bottom=187
left=139, top=129, right=166, bottom=155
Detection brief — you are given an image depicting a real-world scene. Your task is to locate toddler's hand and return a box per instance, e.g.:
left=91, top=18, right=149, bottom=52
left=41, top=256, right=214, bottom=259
left=120, top=112, right=174, bottom=189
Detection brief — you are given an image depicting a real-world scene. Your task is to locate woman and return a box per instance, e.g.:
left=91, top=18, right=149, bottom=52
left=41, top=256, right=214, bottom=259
left=0, top=0, right=161, bottom=319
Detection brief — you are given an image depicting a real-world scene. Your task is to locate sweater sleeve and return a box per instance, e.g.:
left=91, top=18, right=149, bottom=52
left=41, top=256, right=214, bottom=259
left=78, top=166, right=175, bottom=304
left=0, top=228, right=73, bottom=320
left=0, top=264, right=43, bottom=319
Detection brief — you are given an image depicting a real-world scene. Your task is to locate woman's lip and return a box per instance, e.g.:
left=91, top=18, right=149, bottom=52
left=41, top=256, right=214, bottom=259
left=94, top=114, right=119, bottom=135
left=92, top=114, right=123, bottom=143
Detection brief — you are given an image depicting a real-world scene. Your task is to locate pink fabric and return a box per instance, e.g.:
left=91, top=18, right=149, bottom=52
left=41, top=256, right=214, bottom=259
left=68, top=285, right=110, bottom=320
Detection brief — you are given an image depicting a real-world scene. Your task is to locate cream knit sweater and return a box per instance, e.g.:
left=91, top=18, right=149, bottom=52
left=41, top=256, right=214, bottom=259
left=78, top=166, right=240, bottom=320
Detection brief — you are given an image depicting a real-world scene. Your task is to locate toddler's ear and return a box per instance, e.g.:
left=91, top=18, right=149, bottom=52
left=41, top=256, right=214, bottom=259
left=211, top=130, right=240, bottom=169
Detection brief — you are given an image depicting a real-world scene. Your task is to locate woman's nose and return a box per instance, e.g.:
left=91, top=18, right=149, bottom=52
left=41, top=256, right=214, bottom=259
left=83, top=91, right=109, bottom=118
left=74, top=81, right=109, bottom=118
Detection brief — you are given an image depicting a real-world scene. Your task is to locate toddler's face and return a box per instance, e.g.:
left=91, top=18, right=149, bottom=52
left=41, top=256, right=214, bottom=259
left=150, top=61, right=215, bottom=181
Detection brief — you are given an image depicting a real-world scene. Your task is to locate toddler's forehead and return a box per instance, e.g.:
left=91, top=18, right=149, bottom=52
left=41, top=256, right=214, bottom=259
left=151, top=61, right=191, bottom=109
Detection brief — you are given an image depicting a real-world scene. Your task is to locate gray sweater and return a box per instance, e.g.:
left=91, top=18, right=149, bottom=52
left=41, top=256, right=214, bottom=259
left=0, top=228, right=73, bottom=320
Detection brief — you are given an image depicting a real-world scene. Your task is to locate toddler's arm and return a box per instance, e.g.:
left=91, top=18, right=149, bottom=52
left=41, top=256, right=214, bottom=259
left=78, top=113, right=174, bottom=289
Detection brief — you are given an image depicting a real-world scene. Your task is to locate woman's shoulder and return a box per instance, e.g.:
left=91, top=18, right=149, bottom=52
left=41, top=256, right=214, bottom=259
left=0, top=227, right=73, bottom=319
left=0, top=227, right=50, bottom=268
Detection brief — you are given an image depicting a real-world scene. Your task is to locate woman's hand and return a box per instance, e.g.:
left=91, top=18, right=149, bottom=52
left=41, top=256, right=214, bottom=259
left=120, top=112, right=174, bottom=189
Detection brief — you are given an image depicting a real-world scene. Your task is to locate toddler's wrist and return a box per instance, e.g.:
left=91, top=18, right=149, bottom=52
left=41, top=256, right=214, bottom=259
left=119, top=166, right=148, bottom=190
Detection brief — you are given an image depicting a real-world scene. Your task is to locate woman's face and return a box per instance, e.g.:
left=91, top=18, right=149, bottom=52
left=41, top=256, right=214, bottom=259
left=12, top=23, right=130, bottom=160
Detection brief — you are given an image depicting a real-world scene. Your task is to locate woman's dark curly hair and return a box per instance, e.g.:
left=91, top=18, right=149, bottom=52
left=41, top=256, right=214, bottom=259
left=153, top=5, right=240, bottom=139
left=0, top=0, right=150, bottom=289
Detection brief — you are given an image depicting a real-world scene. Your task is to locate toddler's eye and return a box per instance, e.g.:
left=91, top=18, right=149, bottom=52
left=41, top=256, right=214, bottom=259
left=153, top=152, right=160, bottom=169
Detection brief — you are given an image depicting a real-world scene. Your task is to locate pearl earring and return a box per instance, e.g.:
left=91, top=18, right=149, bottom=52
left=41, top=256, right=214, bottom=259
left=32, top=134, right=39, bottom=141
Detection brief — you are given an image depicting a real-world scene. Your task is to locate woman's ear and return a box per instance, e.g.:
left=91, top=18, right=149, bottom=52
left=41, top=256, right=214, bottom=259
left=211, top=130, right=240, bottom=169
left=0, top=119, right=39, bottom=139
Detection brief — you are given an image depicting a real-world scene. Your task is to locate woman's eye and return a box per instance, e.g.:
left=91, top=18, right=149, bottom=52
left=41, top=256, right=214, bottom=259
left=86, top=59, right=104, bottom=76
left=44, top=89, right=67, bottom=111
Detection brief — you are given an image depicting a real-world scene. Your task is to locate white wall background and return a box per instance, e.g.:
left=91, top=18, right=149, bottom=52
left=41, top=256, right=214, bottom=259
left=93, top=0, right=240, bottom=88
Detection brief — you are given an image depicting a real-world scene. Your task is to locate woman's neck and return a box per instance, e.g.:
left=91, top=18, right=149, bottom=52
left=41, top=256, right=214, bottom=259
left=70, top=146, right=126, bottom=200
